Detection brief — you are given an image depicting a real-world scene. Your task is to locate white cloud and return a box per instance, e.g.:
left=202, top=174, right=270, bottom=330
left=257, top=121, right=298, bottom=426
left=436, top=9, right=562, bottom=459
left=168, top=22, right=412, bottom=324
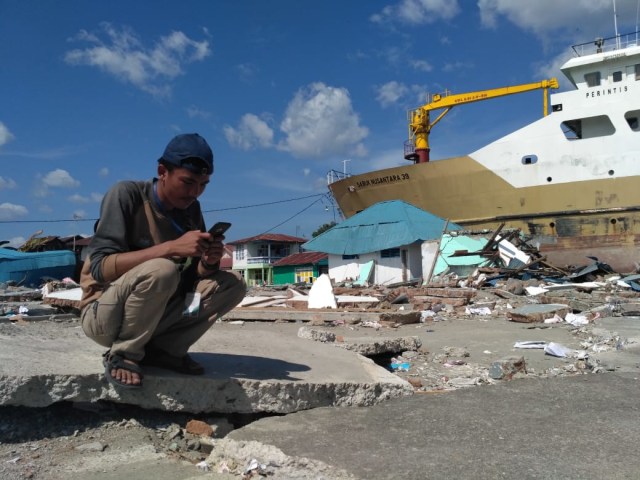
left=303, top=168, right=311, bottom=176
left=42, top=169, right=80, bottom=188
left=224, top=114, right=274, bottom=150
left=64, top=23, right=211, bottom=97
left=376, top=81, right=409, bottom=107
left=69, top=192, right=103, bottom=203
left=0, top=176, right=17, bottom=190
left=0, top=122, right=14, bottom=146
left=236, top=63, right=258, bottom=82
left=186, top=105, right=211, bottom=119
left=442, top=60, right=475, bottom=73
left=0, top=202, right=28, bottom=221
left=371, top=0, right=460, bottom=25
left=411, top=59, right=433, bottom=72
left=477, top=0, right=635, bottom=39
left=279, top=83, right=368, bottom=158
left=99, top=167, right=109, bottom=177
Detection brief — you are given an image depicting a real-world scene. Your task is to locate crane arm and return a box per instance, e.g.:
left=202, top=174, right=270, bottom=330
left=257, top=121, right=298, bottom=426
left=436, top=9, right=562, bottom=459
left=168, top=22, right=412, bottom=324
left=406, top=78, right=559, bottom=163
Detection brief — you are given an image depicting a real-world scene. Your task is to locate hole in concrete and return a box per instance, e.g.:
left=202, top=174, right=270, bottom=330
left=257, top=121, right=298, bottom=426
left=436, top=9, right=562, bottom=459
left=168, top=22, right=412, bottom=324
left=368, top=352, right=400, bottom=372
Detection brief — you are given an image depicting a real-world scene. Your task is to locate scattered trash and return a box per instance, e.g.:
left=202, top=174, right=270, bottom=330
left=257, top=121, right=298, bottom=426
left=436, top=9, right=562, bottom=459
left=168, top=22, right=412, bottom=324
left=243, top=458, right=269, bottom=477
left=420, top=310, right=437, bottom=322
left=390, top=357, right=411, bottom=371
left=544, top=314, right=564, bottom=324
left=514, top=341, right=546, bottom=349
left=465, top=306, right=492, bottom=315
left=564, top=312, right=589, bottom=326
left=544, top=342, right=588, bottom=359
left=443, top=359, right=466, bottom=367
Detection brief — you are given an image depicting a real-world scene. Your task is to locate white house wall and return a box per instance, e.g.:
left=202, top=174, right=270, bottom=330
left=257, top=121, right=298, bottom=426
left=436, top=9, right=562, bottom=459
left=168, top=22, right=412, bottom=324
left=327, top=244, right=423, bottom=284
left=328, top=252, right=377, bottom=283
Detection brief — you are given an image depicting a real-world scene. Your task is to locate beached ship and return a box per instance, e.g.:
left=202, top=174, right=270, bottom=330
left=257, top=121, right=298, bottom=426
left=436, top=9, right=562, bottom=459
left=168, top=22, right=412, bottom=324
left=328, top=32, right=640, bottom=272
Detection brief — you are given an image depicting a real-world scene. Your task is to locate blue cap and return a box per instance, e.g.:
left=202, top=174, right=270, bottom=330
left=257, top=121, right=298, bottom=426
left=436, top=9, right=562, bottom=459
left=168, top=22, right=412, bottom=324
left=159, top=133, right=214, bottom=175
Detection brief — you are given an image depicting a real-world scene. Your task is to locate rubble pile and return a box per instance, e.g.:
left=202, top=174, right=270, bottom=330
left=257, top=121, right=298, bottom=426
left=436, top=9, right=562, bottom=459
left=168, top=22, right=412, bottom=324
left=230, top=246, right=640, bottom=394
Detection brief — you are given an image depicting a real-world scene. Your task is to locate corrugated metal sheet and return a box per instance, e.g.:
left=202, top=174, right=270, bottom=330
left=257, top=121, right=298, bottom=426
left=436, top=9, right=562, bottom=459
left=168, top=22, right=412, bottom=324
left=303, top=200, right=461, bottom=255
left=227, top=233, right=306, bottom=245
left=0, top=248, right=77, bottom=286
left=272, top=251, right=328, bottom=267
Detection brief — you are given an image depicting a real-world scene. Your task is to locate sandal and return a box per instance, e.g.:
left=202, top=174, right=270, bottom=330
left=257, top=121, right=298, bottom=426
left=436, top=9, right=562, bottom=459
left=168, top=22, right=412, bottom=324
left=102, top=350, right=144, bottom=389
left=141, top=348, right=205, bottom=375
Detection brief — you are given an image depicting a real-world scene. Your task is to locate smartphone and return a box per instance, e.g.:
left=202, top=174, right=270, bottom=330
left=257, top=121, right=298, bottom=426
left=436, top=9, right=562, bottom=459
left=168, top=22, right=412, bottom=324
left=208, top=221, right=231, bottom=236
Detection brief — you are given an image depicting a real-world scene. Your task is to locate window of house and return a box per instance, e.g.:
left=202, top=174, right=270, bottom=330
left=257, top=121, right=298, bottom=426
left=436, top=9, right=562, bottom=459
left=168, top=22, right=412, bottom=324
left=380, top=248, right=400, bottom=258
left=272, top=244, right=291, bottom=257
left=342, top=254, right=359, bottom=260
left=257, top=244, right=269, bottom=257
left=295, top=267, right=314, bottom=283
left=234, top=245, right=245, bottom=260
left=584, top=71, right=601, bottom=87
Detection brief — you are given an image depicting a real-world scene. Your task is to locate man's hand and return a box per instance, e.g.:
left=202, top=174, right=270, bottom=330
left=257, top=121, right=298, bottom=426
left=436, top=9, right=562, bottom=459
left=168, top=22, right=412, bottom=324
left=201, top=232, right=225, bottom=266
left=168, top=230, right=216, bottom=258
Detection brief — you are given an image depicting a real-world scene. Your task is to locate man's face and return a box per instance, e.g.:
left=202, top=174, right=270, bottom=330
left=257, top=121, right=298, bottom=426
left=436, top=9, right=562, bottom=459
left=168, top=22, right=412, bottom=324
left=159, top=165, right=210, bottom=210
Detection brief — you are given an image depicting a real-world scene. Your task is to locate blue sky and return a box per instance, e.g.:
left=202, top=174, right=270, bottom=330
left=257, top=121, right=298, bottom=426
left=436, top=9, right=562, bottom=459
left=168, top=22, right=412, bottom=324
left=1, top=0, right=638, bottom=246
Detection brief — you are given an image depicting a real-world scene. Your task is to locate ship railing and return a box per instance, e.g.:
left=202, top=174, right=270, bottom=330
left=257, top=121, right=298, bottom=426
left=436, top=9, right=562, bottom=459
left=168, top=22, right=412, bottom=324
left=572, top=30, right=640, bottom=57
left=326, top=169, right=350, bottom=185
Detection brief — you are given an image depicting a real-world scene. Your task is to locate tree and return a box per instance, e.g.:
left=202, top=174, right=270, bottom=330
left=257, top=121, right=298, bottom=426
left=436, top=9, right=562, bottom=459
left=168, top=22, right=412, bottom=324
left=312, top=221, right=336, bottom=237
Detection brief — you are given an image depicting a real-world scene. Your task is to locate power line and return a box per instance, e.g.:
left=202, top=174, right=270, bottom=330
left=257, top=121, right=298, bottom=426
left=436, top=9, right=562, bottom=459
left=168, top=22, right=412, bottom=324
left=0, top=192, right=329, bottom=224
left=260, top=197, right=324, bottom=235
left=202, top=193, right=325, bottom=213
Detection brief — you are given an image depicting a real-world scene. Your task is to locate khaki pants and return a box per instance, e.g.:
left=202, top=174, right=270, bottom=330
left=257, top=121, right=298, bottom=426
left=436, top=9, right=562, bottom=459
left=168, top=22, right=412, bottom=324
left=81, top=258, right=246, bottom=361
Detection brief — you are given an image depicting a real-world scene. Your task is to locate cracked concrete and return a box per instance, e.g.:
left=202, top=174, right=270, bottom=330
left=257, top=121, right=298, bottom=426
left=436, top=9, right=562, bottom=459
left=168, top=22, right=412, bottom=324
left=0, top=319, right=413, bottom=414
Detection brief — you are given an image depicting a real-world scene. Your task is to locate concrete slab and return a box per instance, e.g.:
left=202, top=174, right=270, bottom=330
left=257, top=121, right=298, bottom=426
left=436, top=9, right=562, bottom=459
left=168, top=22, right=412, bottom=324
left=507, top=303, right=571, bottom=323
left=0, top=320, right=412, bottom=414
left=214, top=373, right=640, bottom=479
left=589, top=316, right=640, bottom=372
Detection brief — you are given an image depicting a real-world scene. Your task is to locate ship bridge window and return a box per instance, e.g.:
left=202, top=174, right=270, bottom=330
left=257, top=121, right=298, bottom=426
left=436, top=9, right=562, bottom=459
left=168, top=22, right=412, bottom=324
left=636, top=64, right=640, bottom=80
left=561, top=115, right=615, bottom=140
left=521, top=155, right=538, bottom=165
left=625, top=110, right=640, bottom=131
left=612, top=71, right=623, bottom=82
left=584, top=71, right=601, bottom=87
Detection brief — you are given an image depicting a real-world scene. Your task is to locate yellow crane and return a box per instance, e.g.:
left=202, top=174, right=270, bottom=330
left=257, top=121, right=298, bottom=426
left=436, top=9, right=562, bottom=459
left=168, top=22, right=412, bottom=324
left=404, top=78, right=560, bottom=163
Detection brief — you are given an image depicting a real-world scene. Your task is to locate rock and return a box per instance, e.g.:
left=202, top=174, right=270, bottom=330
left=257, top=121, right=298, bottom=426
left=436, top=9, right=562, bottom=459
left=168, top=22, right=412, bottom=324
left=489, top=356, right=526, bottom=380
left=507, top=304, right=571, bottom=323
left=186, top=419, right=213, bottom=437
left=74, top=441, right=106, bottom=452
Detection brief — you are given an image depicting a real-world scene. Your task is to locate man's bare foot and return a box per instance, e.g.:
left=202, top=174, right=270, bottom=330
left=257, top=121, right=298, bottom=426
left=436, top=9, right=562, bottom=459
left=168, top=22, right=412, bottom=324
left=111, top=358, right=142, bottom=386
left=103, top=352, right=144, bottom=388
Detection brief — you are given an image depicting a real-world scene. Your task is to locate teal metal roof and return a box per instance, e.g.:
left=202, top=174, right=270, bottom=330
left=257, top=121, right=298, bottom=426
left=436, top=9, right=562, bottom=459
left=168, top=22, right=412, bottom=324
left=303, top=200, right=461, bottom=255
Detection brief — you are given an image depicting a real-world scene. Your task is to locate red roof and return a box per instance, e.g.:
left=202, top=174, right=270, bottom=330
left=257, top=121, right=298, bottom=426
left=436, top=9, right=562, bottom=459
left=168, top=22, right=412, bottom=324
left=228, top=233, right=307, bottom=245
left=272, top=251, right=328, bottom=267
